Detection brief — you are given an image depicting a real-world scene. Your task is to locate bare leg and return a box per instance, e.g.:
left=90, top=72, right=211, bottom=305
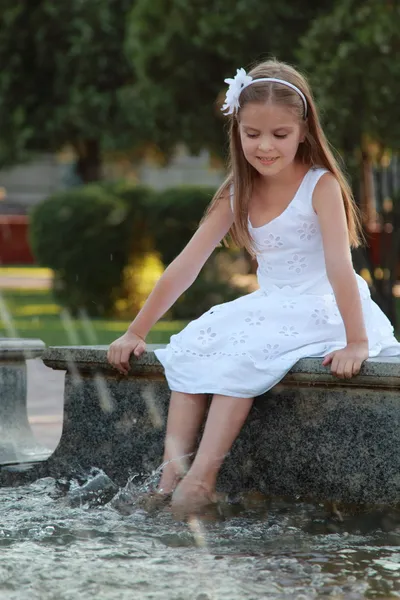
left=157, top=391, right=208, bottom=494
left=171, top=394, right=254, bottom=514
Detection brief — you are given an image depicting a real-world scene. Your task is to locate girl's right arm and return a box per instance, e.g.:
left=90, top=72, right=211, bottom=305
left=107, top=192, right=234, bottom=374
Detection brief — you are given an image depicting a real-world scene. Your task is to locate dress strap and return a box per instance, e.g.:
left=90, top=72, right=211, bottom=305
left=297, top=166, right=330, bottom=211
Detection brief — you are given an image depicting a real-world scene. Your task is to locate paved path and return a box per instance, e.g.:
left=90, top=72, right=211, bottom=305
left=0, top=275, right=52, bottom=289
left=27, top=358, right=64, bottom=450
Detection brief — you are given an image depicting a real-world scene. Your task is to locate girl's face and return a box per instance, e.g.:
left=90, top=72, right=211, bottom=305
left=238, top=102, right=306, bottom=177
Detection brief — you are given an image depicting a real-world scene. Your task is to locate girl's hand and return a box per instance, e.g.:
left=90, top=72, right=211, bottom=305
left=322, top=341, right=369, bottom=379
left=107, top=331, right=146, bottom=375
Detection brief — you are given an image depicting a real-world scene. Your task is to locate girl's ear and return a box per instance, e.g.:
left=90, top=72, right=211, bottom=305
left=300, top=119, right=309, bottom=143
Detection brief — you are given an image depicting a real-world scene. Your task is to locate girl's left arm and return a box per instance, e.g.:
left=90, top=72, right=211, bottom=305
left=313, top=173, right=369, bottom=379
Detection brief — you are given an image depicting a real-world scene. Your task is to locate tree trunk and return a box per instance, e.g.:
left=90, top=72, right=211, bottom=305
left=74, top=139, right=102, bottom=183
left=360, top=148, right=376, bottom=228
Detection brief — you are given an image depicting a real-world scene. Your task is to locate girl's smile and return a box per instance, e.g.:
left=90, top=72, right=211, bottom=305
left=257, top=157, right=279, bottom=166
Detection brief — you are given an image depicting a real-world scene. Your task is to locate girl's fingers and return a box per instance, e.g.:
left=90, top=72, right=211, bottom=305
left=120, top=347, right=132, bottom=372
left=323, top=351, right=364, bottom=378
left=114, top=347, right=125, bottom=374
left=107, top=341, right=146, bottom=374
left=352, top=360, right=362, bottom=376
left=322, top=352, right=334, bottom=366
left=330, top=354, right=340, bottom=376
left=134, top=342, right=146, bottom=357
left=338, top=359, right=346, bottom=378
left=343, top=359, right=354, bottom=379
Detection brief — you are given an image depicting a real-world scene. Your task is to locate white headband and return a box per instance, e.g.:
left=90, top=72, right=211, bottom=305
left=222, top=68, right=308, bottom=118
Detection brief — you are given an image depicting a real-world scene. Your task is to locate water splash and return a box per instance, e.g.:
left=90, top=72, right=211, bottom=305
left=60, top=308, right=80, bottom=346
left=110, top=456, right=194, bottom=515
left=0, top=292, right=18, bottom=337
left=78, top=307, right=98, bottom=345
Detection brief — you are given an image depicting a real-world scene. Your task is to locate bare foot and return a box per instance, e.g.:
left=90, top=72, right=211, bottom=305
left=170, top=477, right=216, bottom=519
left=157, top=470, right=183, bottom=495
left=157, top=454, right=194, bottom=494
left=136, top=489, right=172, bottom=513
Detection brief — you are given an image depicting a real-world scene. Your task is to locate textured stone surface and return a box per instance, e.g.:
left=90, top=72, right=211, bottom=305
left=0, top=337, right=45, bottom=360
left=3, top=344, right=400, bottom=506
left=43, top=344, right=400, bottom=385
left=0, top=338, right=51, bottom=464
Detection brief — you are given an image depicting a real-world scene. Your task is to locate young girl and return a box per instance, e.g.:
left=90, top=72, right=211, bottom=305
left=107, top=59, right=400, bottom=515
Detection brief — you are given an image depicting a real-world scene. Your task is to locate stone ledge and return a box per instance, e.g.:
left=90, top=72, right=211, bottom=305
left=0, top=338, right=45, bottom=360
left=4, top=343, right=400, bottom=506
left=0, top=338, right=51, bottom=466
left=42, top=344, right=400, bottom=388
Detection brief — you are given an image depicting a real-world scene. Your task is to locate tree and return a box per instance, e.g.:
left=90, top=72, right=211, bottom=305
left=298, top=0, right=400, bottom=156
left=126, top=0, right=335, bottom=158
left=0, top=0, right=151, bottom=182
left=298, top=0, right=400, bottom=322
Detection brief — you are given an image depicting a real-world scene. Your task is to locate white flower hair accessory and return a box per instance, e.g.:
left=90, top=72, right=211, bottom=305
left=221, top=68, right=308, bottom=118
left=221, top=68, right=253, bottom=115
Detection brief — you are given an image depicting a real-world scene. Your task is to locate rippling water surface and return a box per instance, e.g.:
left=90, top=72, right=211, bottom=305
left=1, top=474, right=400, bottom=600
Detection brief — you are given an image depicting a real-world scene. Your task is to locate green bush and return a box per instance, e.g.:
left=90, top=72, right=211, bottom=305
left=30, top=182, right=155, bottom=316
left=146, top=185, right=242, bottom=319
left=30, top=181, right=250, bottom=322
left=147, top=186, right=216, bottom=265
left=167, top=249, right=252, bottom=320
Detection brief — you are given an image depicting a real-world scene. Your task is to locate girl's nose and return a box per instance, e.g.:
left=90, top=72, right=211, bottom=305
left=258, top=138, right=273, bottom=152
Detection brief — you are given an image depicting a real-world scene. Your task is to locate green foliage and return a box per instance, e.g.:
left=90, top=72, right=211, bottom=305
left=146, top=185, right=247, bottom=318
left=145, top=185, right=251, bottom=319
left=147, top=186, right=216, bottom=265
left=0, top=0, right=152, bottom=177
left=29, top=182, right=155, bottom=316
left=168, top=253, right=247, bottom=320
left=298, top=0, right=400, bottom=154
left=29, top=181, right=249, bottom=321
left=126, top=0, right=335, bottom=156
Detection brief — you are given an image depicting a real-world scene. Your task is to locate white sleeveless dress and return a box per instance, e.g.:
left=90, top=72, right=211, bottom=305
left=154, top=167, right=400, bottom=398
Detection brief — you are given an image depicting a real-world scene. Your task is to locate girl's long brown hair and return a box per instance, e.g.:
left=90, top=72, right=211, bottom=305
left=202, top=59, right=362, bottom=257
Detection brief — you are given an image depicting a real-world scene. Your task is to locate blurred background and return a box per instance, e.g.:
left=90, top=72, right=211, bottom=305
left=0, top=0, right=399, bottom=347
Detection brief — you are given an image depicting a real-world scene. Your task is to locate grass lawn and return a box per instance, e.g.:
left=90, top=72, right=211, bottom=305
left=0, top=287, right=186, bottom=347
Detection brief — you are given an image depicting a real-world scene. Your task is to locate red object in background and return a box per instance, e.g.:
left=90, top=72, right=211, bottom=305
left=0, top=216, right=35, bottom=264
left=365, top=230, right=381, bottom=267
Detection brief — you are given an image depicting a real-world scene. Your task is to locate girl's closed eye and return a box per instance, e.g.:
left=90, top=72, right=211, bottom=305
left=275, top=133, right=288, bottom=139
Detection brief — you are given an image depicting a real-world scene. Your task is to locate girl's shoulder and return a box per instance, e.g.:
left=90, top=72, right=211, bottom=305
left=292, top=165, right=331, bottom=213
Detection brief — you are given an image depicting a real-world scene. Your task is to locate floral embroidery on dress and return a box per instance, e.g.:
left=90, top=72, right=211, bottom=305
left=258, top=256, right=273, bottom=273
left=298, top=222, right=317, bottom=241
left=230, top=331, right=249, bottom=346
left=311, top=308, right=329, bottom=325
left=244, top=311, right=266, bottom=326
left=287, top=254, right=307, bottom=274
left=197, top=327, right=217, bottom=345
left=263, top=344, right=280, bottom=360
left=282, top=300, right=296, bottom=310
left=322, top=295, right=340, bottom=320
left=264, top=233, right=284, bottom=249
left=279, top=325, right=299, bottom=337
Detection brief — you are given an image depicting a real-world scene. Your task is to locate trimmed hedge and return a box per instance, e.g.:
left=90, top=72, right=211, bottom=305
left=147, top=186, right=216, bottom=265
left=30, top=182, right=155, bottom=316
left=30, top=182, right=249, bottom=320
